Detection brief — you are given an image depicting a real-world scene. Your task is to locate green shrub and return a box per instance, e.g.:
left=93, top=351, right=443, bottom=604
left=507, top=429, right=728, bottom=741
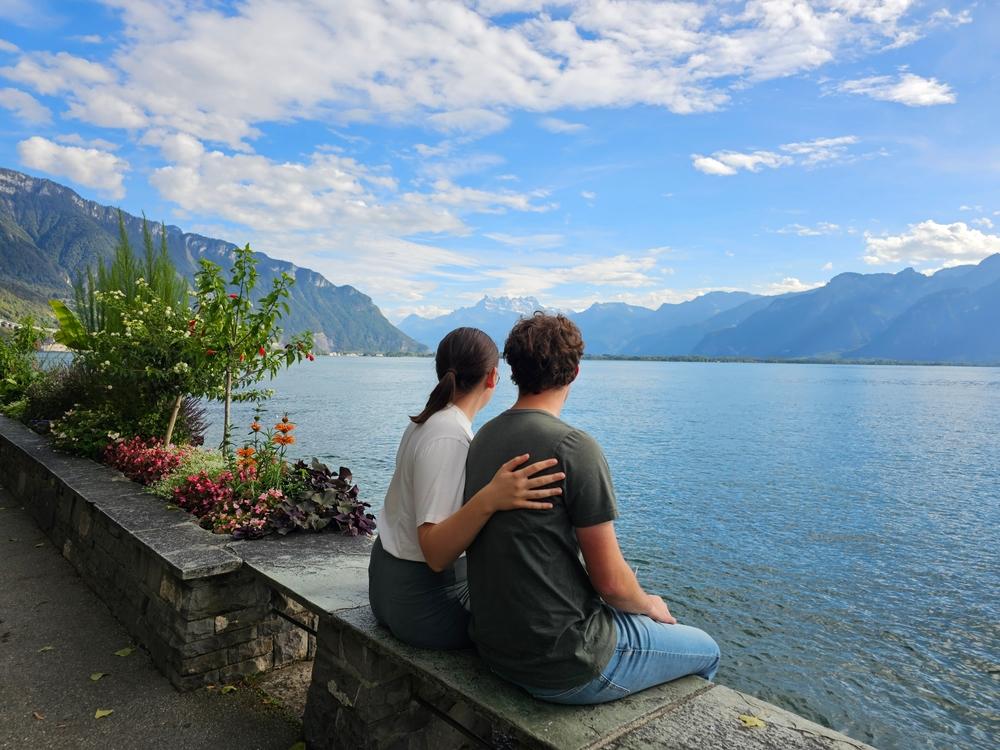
left=1, top=398, right=27, bottom=420
left=0, top=317, right=43, bottom=403
left=149, top=448, right=229, bottom=498
left=22, top=361, right=95, bottom=422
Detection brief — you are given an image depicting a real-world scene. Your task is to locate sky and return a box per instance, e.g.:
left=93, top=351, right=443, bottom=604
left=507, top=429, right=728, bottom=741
left=0, top=0, right=998, bottom=322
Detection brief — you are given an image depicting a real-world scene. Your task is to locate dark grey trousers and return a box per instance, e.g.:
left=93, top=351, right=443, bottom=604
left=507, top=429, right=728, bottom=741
left=368, top=535, right=472, bottom=650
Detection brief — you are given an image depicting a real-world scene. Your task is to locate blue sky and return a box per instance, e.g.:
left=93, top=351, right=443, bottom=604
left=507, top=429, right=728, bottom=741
left=1, top=1, right=998, bottom=321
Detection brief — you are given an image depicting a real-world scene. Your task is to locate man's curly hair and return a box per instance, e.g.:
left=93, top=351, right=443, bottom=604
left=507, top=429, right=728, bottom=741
left=503, top=312, right=584, bottom=394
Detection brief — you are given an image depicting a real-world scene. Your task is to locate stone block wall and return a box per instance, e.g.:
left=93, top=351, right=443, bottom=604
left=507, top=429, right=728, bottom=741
left=0, top=416, right=313, bottom=691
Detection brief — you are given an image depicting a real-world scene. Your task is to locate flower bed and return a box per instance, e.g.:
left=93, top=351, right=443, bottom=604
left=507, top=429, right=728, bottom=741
left=101, top=413, right=375, bottom=541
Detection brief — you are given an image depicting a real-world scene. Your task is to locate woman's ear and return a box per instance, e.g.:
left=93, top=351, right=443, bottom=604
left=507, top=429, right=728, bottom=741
left=486, top=366, right=499, bottom=389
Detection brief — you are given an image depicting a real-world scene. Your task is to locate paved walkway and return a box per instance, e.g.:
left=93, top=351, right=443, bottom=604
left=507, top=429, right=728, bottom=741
left=0, top=486, right=304, bottom=750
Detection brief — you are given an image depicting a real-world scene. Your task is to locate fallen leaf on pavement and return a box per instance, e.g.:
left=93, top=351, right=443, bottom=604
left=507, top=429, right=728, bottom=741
left=114, top=647, right=133, bottom=657
left=90, top=672, right=108, bottom=682
left=94, top=709, right=113, bottom=719
left=38, top=645, right=55, bottom=653
left=34, top=542, right=45, bottom=548
left=32, top=711, right=44, bottom=721
left=738, top=714, right=766, bottom=729
left=220, top=685, right=237, bottom=694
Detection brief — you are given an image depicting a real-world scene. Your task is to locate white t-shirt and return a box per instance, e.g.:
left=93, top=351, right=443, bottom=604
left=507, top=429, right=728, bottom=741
left=377, top=404, right=474, bottom=562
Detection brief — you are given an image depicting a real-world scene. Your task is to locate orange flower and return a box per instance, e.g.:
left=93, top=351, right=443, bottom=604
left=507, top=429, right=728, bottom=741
left=236, top=447, right=256, bottom=458
left=250, top=422, right=261, bottom=432
left=274, top=422, right=295, bottom=433
left=272, top=434, right=295, bottom=446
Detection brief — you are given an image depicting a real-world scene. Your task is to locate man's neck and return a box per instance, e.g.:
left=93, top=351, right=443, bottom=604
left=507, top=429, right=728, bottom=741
left=511, top=387, right=568, bottom=417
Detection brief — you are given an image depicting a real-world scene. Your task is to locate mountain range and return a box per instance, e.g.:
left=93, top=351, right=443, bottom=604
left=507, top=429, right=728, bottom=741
left=4, top=168, right=998, bottom=364
left=0, top=168, right=425, bottom=354
left=399, top=258, right=1000, bottom=364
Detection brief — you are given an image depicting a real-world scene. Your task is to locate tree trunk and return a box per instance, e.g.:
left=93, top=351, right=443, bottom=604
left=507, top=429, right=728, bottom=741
left=164, top=394, right=183, bottom=447
left=222, top=367, right=233, bottom=457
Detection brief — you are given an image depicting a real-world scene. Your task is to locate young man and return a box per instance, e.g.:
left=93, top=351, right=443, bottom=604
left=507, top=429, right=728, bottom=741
left=463, top=313, right=720, bottom=704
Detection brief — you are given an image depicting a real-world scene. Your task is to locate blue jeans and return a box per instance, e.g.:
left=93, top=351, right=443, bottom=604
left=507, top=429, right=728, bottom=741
left=522, top=609, right=720, bottom=705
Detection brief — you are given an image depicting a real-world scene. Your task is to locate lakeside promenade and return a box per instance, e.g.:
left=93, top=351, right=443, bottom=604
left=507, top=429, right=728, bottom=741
left=0, top=486, right=303, bottom=750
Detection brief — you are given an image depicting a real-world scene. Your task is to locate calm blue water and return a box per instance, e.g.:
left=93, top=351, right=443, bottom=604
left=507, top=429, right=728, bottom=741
left=205, top=358, right=1000, bottom=750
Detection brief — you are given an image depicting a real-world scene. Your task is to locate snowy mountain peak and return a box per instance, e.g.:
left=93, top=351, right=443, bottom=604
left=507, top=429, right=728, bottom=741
left=478, top=295, right=547, bottom=315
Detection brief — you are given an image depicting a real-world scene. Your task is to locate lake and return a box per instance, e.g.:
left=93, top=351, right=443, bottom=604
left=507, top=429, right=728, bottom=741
left=204, top=358, right=999, bottom=750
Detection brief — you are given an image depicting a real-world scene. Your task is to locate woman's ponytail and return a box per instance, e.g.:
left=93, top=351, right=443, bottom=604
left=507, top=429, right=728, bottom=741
left=410, top=329, right=498, bottom=424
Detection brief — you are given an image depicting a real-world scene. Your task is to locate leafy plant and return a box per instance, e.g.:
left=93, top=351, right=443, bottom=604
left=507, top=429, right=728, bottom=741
left=149, top=448, right=228, bottom=499
left=21, top=360, right=96, bottom=423
left=0, top=316, right=43, bottom=403
left=50, top=405, right=129, bottom=458
left=192, top=244, right=313, bottom=455
left=272, top=460, right=375, bottom=536
left=212, top=487, right=285, bottom=540
left=103, top=437, right=187, bottom=485
left=172, top=470, right=235, bottom=522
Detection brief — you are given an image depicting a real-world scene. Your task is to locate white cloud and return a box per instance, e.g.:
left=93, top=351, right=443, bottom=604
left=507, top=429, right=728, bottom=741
left=427, top=109, right=510, bottom=136
left=539, top=117, right=586, bottom=134
left=863, top=220, right=1000, bottom=267
left=71, top=34, right=104, bottom=44
left=0, top=87, right=50, bottom=123
left=838, top=73, right=956, bottom=106
left=775, top=222, right=841, bottom=236
left=484, top=252, right=666, bottom=298
left=693, top=136, right=860, bottom=175
left=1, top=1, right=937, bottom=149
left=580, top=190, right=596, bottom=200
left=822, top=261, right=834, bottom=271
left=484, top=232, right=564, bottom=248
left=17, top=136, right=129, bottom=198
left=418, top=179, right=555, bottom=214
left=0, top=39, right=19, bottom=54
left=972, top=217, right=994, bottom=229
left=0, top=51, right=114, bottom=95
left=55, top=133, right=120, bottom=150
left=760, top=277, right=824, bottom=295
left=780, top=136, right=859, bottom=165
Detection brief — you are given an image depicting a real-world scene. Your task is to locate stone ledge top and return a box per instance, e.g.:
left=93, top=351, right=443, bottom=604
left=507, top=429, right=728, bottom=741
left=331, top=605, right=875, bottom=750
left=335, top=604, right=709, bottom=750
left=0, top=415, right=242, bottom=581
left=229, top=531, right=371, bottom=613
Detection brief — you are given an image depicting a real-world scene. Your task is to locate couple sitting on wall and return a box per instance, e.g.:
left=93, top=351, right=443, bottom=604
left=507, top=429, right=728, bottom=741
left=368, top=313, right=719, bottom=704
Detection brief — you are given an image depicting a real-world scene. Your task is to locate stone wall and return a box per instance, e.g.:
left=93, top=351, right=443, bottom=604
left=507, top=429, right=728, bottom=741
left=0, top=415, right=313, bottom=691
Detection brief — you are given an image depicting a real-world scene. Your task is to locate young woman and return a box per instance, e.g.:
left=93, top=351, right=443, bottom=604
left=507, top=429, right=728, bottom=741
left=369, top=327, right=564, bottom=649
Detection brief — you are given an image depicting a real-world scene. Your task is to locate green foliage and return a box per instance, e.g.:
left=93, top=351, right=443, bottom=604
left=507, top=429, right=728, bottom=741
left=82, top=279, right=217, bottom=422
left=71, top=211, right=188, bottom=335
left=192, top=244, right=313, bottom=453
left=1, top=398, right=27, bottom=420
left=0, top=317, right=43, bottom=403
left=49, top=299, right=88, bottom=349
left=148, top=448, right=229, bottom=499
left=50, top=404, right=128, bottom=458
left=21, top=360, right=95, bottom=422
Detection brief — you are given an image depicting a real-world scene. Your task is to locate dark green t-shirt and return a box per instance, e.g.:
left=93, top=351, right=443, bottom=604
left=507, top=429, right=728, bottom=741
left=463, top=408, right=618, bottom=690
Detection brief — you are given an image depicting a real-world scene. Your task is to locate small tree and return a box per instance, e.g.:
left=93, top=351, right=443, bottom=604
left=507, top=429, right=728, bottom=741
left=192, top=244, right=313, bottom=456
left=0, top=317, right=43, bottom=404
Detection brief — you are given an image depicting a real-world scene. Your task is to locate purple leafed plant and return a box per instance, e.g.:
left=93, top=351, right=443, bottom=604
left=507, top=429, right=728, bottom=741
left=271, top=459, right=376, bottom=537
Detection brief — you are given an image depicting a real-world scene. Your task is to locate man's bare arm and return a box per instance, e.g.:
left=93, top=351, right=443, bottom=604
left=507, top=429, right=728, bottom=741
left=576, top=522, right=676, bottom=624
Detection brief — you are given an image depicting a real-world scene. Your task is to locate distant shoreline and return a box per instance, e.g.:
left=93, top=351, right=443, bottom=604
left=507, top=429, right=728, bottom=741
left=327, top=351, right=999, bottom=367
